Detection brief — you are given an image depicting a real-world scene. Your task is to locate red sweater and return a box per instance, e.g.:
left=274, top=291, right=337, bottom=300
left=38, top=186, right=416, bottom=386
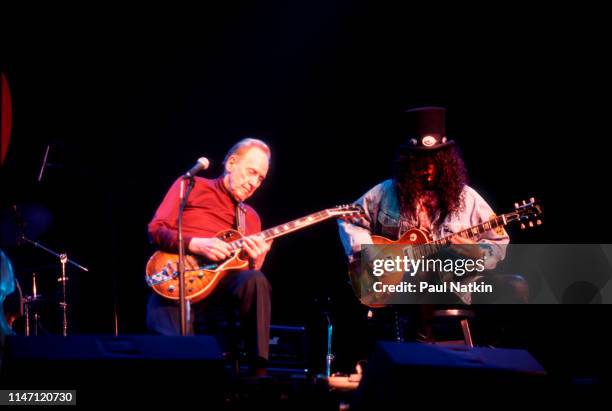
left=148, top=177, right=261, bottom=252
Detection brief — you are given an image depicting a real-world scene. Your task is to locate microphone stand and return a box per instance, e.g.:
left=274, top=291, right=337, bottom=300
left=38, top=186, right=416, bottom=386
left=325, top=311, right=334, bottom=378
left=178, top=176, right=196, bottom=336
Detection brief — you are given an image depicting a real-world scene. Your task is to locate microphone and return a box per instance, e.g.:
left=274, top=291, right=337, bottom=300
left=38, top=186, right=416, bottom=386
left=184, top=157, right=210, bottom=178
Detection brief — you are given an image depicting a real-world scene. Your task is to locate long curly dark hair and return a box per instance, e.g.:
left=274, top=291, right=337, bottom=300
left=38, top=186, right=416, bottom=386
left=394, top=145, right=468, bottom=228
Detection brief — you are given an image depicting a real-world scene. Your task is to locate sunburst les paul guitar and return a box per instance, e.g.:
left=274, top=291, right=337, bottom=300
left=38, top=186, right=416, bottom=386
left=349, top=198, right=543, bottom=306
left=146, top=205, right=363, bottom=303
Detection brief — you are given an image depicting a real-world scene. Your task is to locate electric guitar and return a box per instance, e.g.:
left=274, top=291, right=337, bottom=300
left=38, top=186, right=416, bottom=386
left=146, top=204, right=363, bottom=303
left=348, top=198, right=543, bottom=306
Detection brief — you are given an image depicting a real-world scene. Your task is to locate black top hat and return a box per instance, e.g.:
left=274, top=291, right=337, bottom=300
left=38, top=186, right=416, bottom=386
left=399, top=106, right=454, bottom=151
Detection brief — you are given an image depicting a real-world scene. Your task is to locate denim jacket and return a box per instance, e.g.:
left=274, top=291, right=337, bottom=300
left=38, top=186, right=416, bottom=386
left=338, top=179, right=509, bottom=268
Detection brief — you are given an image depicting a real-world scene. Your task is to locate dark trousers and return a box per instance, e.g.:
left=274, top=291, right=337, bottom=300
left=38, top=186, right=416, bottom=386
left=146, top=269, right=272, bottom=362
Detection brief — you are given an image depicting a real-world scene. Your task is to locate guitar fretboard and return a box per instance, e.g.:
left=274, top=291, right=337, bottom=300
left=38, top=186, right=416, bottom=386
left=411, top=214, right=509, bottom=258
left=261, top=210, right=333, bottom=239
left=226, top=209, right=335, bottom=251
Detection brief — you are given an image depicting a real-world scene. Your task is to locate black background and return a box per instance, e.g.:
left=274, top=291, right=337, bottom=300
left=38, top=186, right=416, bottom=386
left=2, top=3, right=610, bottom=377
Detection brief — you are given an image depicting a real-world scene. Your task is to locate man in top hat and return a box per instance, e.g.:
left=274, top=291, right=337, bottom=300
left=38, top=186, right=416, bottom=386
left=337, top=107, right=528, bottom=340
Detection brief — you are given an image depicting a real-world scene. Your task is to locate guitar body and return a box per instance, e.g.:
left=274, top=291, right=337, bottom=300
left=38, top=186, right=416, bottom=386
left=349, top=228, right=432, bottom=307
left=145, top=229, right=249, bottom=303
left=371, top=228, right=431, bottom=246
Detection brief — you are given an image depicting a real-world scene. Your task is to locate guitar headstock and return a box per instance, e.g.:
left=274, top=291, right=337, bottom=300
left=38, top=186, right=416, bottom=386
left=328, top=204, right=365, bottom=219
left=507, top=197, right=543, bottom=229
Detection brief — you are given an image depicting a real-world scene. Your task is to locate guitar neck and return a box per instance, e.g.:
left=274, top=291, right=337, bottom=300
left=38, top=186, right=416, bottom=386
left=435, top=214, right=508, bottom=245
left=413, top=213, right=509, bottom=257
left=228, top=209, right=336, bottom=248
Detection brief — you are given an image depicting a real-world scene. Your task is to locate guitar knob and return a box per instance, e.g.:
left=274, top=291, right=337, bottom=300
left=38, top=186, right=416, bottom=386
left=536, top=220, right=542, bottom=225
left=520, top=223, right=526, bottom=230
left=198, top=273, right=204, bottom=279
left=168, top=285, right=175, bottom=292
left=528, top=221, right=534, bottom=228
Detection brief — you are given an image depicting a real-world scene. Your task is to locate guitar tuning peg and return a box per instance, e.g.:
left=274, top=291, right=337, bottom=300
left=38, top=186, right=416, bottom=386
left=522, top=200, right=527, bottom=205
left=514, top=202, right=519, bottom=209
left=528, top=221, right=534, bottom=228
left=530, top=197, right=535, bottom=203
left=536, top=220, right=542, bottom=225
left=520, top=223, right=526, bottom=230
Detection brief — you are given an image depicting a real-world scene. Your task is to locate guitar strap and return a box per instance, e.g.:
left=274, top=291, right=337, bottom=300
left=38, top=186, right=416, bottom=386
left=235, top=202, right=247, bottom=234
left=236, top=202, right=255, bottom=269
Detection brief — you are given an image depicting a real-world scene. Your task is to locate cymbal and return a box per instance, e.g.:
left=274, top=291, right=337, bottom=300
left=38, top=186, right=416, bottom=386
left=0, top=203, right=52, bottom=246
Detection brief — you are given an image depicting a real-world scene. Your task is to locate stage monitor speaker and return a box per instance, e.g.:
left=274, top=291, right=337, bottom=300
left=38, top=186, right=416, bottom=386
left=268, top=324, right=308, bottom=373
left=353, top=342, right=548, bottom=409
left=1, top=335, right=225, bottom=406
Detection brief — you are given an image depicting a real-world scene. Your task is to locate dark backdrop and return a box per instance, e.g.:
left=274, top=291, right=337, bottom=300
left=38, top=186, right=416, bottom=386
left=2, top=3, right=610, bottom=377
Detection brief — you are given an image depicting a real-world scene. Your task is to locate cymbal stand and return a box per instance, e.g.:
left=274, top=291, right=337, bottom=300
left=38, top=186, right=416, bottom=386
left=59, top=253, right=68, bottom=336
left=20, top=235, right=88, bottom=336
left=23, top=272, right=43, bottom=336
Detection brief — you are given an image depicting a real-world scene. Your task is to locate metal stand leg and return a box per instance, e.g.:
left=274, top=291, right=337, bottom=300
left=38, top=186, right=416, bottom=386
left=460, top=318, right=474, bottom=348
left=24, top=301, right=30, bottom=337
left=394, top=309, right=404, bottom=342
left=58, top=254, right=69, bottom=336
left=325, top=312, right=334, bottom=378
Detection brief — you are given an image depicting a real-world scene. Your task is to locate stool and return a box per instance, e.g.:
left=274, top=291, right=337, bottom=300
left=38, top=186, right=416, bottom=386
left=431, top=308, right=475, bottom=348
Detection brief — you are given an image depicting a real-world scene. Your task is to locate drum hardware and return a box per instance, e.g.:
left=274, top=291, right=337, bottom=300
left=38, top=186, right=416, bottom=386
left=23, top=272, right=42, bottom=336
left=20, top=235, right=89, bottom=336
